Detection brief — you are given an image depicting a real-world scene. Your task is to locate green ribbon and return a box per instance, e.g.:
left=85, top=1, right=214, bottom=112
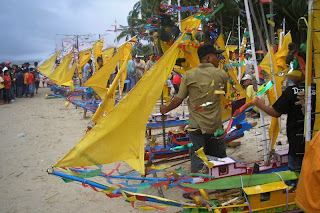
left=62, top=169, right=102, bottom=183
left=225, top=61, right=246, bottom=67
left=266, top=13, right=276, bottom=18
left=193, top=3, right=224, bottom=20
left=170, top=143, right=193, bottom=151
left=256, top=81, right=274, bottom=95
left=177, top=167, right=214, bottom=178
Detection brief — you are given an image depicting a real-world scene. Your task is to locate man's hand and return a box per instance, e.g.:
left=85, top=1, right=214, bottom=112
left=160, top=105, right=168, bottom=114
left=256, top=98, right=265, bottom=108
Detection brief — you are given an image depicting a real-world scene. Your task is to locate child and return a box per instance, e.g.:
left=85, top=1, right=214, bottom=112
left=28, top=71, right=35, bottom=98
left=256, top=69, right=316, bottom=172
left=3, top=70, right=11, bottom=104
left=0, top=72, right=4, bottom=104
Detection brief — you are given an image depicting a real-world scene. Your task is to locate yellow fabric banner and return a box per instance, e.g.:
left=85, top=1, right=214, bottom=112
left=54, top=34, right=183, bottom=174
left=78, top=49, right=92, bottom=70
left=37, top=52, right=59, bottom=77
left=261, top=45, right=284, bottom=151
left=58, top=61, right=77, bottom=91
left=101, top=47, right=115, bottom=65
left=275, top=32, right=292, bottom=72
left=181, top=13, right=201, bottom=36
left=313, top=1, right=320, bottom=136
left=83, top=46, right=125, bottom=99
left=92, top=43, right=133, bottom=123
left=48, top=54, right=72, bottom=84
left=214, top=34, right=250, bottom=104
left=93, top=38, right=104, bottom=70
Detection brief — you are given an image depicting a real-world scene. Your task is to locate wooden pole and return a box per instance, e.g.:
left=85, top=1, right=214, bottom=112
left=304, top=0, right=314, bottom=150
left=237, top=16, right=242, bottom=82
left=248, top=0, right=267, bottom=55
left=161, top=92, right=166, bottom=148
left=244, top=0, right=268, bottom=163
left=259, top=1, right=270, bottom=42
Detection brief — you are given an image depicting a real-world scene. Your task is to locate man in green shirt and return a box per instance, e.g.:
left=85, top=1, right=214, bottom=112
left=160, top=44, right=228, bottom=172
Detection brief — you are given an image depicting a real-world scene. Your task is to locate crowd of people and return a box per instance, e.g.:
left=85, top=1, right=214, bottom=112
left=0, top=62, right=42, bottom=105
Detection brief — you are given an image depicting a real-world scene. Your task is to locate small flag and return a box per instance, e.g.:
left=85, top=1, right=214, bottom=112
left=267, top=19, right=275, bottom=27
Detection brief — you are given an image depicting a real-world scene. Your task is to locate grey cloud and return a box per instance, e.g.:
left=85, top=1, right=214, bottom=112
left=0, top=0, right=136, bottom=61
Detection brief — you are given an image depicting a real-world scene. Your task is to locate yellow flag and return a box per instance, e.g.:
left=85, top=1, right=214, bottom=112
left=58, top=62, right=77, bottom=91
left=267, top=19, right=275, bottom=27
left=261, top=45, right=284, bottom=151
left=93, top=38, right=104, bottom=70
left=78, top=49, right=92, bottom=70
left=92, top=43, right=133, bottom=123
left=37, top=52, right=59, bottom=77
left=83, top=46, right=125, bottom=99
left=275, top=32, right=292, bottom=71
left=181, top=13, right=201, bottom=36
left=54, top=34, right=183, bottom=173
left=215, top=34, right=250, bottom=103
left=312, top=1, right=320, bottom=136
left=101, top=47, right=115, bottom=65
left=48, top=54, right=72, bottom=84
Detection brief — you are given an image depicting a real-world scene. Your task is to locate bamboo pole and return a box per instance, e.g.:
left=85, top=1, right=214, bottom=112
left=304, top=0, right=314, bottom=150
left=244, top=0, right=268, bottom=163
left=238, top=16, right=242, bottom=82
left=248, top=0, right=267, bottom=55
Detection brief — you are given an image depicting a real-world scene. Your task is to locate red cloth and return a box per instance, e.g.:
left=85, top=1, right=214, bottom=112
left=28, top=73, right=34, bottom=84
left=173, top=75, right=181, bottom=85
left=4, top=75, right=11, bottom=89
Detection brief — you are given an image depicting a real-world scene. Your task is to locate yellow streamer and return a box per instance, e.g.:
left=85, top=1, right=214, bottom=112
left=195, top=147, right=214, bottom=168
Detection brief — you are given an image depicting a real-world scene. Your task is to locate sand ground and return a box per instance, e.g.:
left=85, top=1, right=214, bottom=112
left=0, top=86, right=288, bottom=213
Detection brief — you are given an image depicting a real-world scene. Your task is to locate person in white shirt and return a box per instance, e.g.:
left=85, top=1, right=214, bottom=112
left=134, top=56, right=145, bottom=83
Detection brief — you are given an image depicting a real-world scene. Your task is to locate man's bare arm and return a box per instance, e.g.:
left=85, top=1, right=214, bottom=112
left=256, top=99, right=281, bottom=118
left=160, top=97, right=184, bottom=114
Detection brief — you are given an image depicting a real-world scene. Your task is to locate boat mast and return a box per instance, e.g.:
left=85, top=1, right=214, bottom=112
left=244, top=0, right=268, bottom=163
left=304, top=0, right=315, bottom=150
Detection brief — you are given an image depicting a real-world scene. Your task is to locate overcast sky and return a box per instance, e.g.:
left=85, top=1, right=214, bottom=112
left=0, top=0, right=137, bottom=62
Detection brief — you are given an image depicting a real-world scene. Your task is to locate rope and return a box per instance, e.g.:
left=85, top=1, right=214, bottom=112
left=240, top=176, right=252, bottom=213
left=274, top=172, right=289, bottom=211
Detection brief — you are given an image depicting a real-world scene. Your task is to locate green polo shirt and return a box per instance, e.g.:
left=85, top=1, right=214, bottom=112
left=177, top=63, right=228, bottom=134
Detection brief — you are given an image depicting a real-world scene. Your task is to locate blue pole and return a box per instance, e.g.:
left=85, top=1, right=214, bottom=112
left=69, top=168, right=174, bottom=181
left=49, top=170, right=182, bottom=207
left=51, top=170, right=108, bottom=190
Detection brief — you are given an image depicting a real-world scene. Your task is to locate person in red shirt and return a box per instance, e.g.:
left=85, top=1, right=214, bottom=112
left=3, top=70, right=11, bottom=103
left=28, top=71, right=35, bottom=98
left=172, top=73, right=182, bottom=94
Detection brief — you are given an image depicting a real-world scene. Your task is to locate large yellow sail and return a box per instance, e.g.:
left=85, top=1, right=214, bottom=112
left=54, top=34, right=183, bottom=174
left=79, top=49, right=92, bottom=69
left=92, top=43, right=133, bottom=123
left=93, top=38, right=104, bottom=70
left=101, top=47, right=115, bottom=65
left=48, top=54, right=72, bottom=84
left=57, top=61, right=77, bottom=91
left=83, top=45, right=125, bottom=99
left=37, top=52, right=59, bottom=76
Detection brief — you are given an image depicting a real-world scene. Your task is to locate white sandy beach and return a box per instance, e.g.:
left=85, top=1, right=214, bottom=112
left=0, top=86, right=289, bottom=213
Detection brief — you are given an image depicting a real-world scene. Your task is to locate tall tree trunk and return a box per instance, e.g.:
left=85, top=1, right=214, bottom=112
left=249, top=0, right=267, bottom=55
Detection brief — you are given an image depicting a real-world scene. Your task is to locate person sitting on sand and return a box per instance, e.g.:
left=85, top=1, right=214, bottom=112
left=241, top=74, right=259, bottom=117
